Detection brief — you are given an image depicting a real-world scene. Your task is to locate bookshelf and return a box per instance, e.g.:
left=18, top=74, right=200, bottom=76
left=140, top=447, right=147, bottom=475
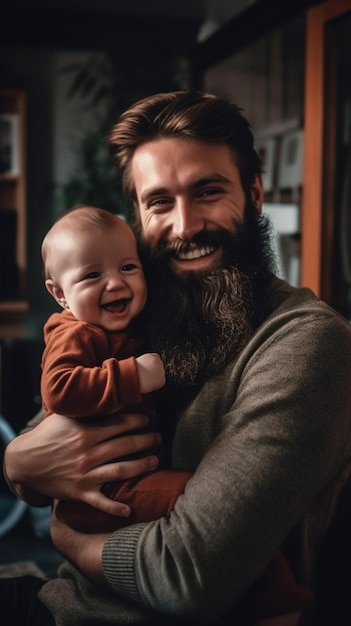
left=0, top=89, right=28, bottom=337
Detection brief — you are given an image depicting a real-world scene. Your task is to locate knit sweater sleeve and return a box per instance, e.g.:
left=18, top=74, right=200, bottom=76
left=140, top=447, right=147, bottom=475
left=101, top=302, right=351, bottom=623
left=41, top=312, right=141, bottom=418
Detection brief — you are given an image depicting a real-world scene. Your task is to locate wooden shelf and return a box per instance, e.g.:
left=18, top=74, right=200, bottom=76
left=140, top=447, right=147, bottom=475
left=0, top=300, right=28, bottom=312
left=0, top=89, right=27, bottom=337
left=0, top=301, right=28, bottom=337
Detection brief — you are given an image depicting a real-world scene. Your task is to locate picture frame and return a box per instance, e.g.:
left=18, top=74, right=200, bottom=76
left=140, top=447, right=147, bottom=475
left=278, top=128, right=304, bottom=189
left=255, top=136, right=276, bottom=193
left=0, top=113, right=20, bottom=175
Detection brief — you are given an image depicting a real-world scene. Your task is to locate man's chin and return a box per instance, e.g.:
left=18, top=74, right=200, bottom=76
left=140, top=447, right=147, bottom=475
left=170, top=253, right=223, bottom=276
left=143, top=263, right=255, bottom=388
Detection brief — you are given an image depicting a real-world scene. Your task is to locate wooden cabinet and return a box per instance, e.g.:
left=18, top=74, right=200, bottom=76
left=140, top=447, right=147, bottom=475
left=0, top=89, right=28, bottom=337
left=302, top=0, right=351, bottom=318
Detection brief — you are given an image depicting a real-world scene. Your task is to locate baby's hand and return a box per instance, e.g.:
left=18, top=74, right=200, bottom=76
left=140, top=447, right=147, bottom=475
left=136, top=353, right=166, bottom=393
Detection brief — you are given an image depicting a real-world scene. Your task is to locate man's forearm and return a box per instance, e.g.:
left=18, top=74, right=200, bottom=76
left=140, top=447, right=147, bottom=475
left=51, top=507, right=108, bottom=586
left=4, top=438, right=52, bottom=506
left=4, top=407, right=50, bottom=505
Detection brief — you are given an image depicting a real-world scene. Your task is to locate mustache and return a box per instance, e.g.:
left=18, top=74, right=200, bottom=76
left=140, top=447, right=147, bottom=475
left=140, top=227, right=245, bottom=266
left=161, top=229, right=226, bottom=251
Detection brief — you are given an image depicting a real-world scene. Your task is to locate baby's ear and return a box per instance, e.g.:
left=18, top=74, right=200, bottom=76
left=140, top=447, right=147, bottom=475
left=45, top=279, right=68, bottom=309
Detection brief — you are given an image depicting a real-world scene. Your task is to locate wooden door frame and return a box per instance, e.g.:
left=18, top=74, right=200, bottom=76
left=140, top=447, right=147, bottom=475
left=302, top=0, right=351, bottom=297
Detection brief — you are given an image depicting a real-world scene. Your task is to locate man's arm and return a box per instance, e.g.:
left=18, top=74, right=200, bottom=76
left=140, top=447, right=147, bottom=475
left=4, top=412, right=160, bottom=515
left=52, top=310, right=351, bottom=623
left=51, top=503, right=108, bottom=585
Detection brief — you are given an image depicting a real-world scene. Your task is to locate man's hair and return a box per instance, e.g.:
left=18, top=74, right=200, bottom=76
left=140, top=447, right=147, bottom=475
left=108, top=90, right=262, bottom=205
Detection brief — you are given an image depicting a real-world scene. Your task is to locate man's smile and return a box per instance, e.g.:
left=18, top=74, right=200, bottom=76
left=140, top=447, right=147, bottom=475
left=177, top=245, right=215, bottom=260
left=163, top=239, right=222, bottom=272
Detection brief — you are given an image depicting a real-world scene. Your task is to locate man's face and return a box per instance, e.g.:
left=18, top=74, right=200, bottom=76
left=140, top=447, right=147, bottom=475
left=131, top=137, right=263, bottom=275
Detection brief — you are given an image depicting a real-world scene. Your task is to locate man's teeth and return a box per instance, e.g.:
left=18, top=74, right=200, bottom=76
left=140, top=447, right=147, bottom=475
left=177, top=246, right=215, bottom=260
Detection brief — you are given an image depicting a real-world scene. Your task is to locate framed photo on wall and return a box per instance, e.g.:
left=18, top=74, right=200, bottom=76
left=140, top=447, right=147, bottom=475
left=0, top=113, right=20, bottom=175
left=278, top=128, right=304, bottom=189
left=255, top=136, right=276, bottom=193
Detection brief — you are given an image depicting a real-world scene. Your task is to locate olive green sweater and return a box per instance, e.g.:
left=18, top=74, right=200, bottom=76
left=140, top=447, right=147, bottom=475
left=39, top=279, right=351, bottom=625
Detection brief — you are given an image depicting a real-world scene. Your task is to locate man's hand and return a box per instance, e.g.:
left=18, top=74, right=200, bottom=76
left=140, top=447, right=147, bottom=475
left=51, top=500, right=108, bottom=585
left=5, top=412, right=161, bottom=516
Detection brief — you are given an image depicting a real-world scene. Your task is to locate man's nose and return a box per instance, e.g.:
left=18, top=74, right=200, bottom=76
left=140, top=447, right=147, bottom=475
left=172, top=201, right=204, bottom=240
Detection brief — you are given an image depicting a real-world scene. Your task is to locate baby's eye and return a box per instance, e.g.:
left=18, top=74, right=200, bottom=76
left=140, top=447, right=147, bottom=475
left=121, top=263, right=138, bottom=272
left=84, top=271, right=101, bottom=280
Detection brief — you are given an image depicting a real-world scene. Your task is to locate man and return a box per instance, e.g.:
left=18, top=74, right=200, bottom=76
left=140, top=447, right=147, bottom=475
left=4, top=90, right=351, bottom=626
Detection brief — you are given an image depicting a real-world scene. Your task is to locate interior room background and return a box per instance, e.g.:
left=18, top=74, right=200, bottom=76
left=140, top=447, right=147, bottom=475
left=1, top=0, right=350, bottom=431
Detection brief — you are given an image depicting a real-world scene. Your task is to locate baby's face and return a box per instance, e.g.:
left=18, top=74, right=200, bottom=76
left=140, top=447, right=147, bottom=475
left=58, top=225, right=147, bottom=332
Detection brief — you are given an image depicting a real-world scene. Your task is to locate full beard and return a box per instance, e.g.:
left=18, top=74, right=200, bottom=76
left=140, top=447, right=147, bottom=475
left=138, top=208, right=275, bottom=389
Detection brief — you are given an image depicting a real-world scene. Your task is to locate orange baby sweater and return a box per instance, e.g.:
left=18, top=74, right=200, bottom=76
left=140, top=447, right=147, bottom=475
left=41, top=310, right=148, bottom=419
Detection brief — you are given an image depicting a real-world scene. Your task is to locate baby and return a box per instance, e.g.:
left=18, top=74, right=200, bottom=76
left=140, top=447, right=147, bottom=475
left=41, top=204, right=190, bottom=527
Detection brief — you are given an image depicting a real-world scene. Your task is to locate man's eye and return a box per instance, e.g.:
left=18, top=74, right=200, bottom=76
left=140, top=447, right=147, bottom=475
left=149, top=198, right=172, bottom=211
left=151, top=198, right=169, bottom=205
left=199, top=188, right=223, bottom=198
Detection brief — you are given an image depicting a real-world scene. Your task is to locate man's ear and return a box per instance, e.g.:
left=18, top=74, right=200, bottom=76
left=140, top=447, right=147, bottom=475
left=132, top=201, right=142, bottom=230
left=45, top=279, right=68, bottom=309
left=250, top=173, right=264, bottom=215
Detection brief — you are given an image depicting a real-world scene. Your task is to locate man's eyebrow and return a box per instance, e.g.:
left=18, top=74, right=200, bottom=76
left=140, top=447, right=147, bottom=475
left=192, top=174, right=232, bottom=188
left=140, top=175, right=232, bottom=203
left=140, top=187, right=168, bottom=203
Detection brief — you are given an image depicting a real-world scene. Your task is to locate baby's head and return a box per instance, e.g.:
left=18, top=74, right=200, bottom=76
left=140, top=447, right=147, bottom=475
left=42, top=205, right=147, bottom=331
